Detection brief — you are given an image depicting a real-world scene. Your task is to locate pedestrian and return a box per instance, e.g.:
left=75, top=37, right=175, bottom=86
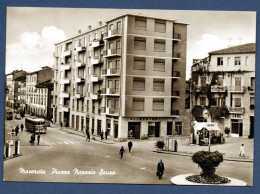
left=60, top=121, right=63, bottom=129
left=37, top=133, right=41, bottom=145
left=239, top=144, right=245, bottom=157
left=128, top=141, right=133, bottom=153
left=30, top=134, right=34, bottom=145
left=105, top=130, right=109, bottom=140
left=15, top=125, right=19, bottom=136
left=86, top=129, right=90, bottom=142
left=119, top=146, right=125, bottom=159
left=100, top=130, right=104, bottom=140
left=157, top=159, right=165, bottom=179
left=20, top=123, right=24, bottom=132
left=32, top=133, right=35, bottom=145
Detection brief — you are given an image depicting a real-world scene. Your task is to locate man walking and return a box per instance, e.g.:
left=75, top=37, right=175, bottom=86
left=157, top=159, right=165, bottom=179
left=86, top=129, right=90, bottom=142
left=20, top=123, right=24, bottom=132
left=128, top=141, right=133, bottom=153
left=15, top=125, right=19, bottom=136
left=239, top=144, right=245, bottom=157
left=37, top=133, right=41, bottom=145
left=60, top=121, right=63, bottom=129
left=100, top=130, right=104, bottom=141
left=105, top=130, right=109, bottom=140
left=119, top=146, right=125, bottom=159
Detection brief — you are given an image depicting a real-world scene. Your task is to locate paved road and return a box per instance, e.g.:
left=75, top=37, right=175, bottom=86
left=3, top=119, right=253, bottom=185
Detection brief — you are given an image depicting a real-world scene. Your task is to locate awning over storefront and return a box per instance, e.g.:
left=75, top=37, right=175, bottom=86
left=193, top=121, right=221, bottom=134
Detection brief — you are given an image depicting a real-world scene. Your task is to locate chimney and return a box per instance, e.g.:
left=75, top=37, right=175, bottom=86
left=88, top=25, right=91, bottom=30
left=78, top=30, right=81, bottom=34
left=98, top=21, right=102, bottom=26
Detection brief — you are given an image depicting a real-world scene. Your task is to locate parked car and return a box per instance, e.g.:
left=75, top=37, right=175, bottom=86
left=15, top=114, right=22, bottom=120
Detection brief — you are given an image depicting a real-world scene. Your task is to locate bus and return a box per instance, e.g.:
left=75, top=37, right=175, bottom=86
left=25, top=117, right=47, bottom=134
left=5, top=109, right=13, bottom=120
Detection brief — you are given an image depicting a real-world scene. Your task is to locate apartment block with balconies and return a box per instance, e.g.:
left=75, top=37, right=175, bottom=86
left=53, top=14, right=188, bottom=141
left=191, top=43, right=255, bottom=138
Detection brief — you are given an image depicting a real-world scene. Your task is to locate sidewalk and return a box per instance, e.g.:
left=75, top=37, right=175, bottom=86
left=52, top=125, right=254, bottom=162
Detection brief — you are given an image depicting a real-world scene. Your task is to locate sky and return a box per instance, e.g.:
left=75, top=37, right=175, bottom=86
left=5, top=7, right=256, bottom=79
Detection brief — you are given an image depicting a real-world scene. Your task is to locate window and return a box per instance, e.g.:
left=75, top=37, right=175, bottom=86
left=153, top=79, right=164, bottom=91
left=215, top=97, right=225, bottom=107
left=175, top=122, right=182, bottom=135
left=109, top=24, right=113, bottom=30
left=167, top=122, right=173, bottom=135
left=153, top=98, right=164, bottom=111
left=117, top=21, right=121, bottom=30
left=245, top=56, right=248, bottom=66
left=235, top=77, right=241, bottom=86
left=154, top=59, right=165, bottom=72
left=133, top=78, right=145, bottom=91
left=134, top=57, right=145, bottom=70
left=154, top=39, right=165, bottom=52
left=235, top=57, right=241, bottom=65
left=135, top=17, right=147, bottom=30
left=250, top=77, right=255, bottom=87
left=201, top=76, right=206, bottom=86
left=155, top=19, right=166, bottom=33
left=234, top=98, right=241, bottom=107
left=227, top=57, right=230, bottom=66
left=250, top=97, right=255, bottom=105
left=134, top=37, right=146, bottom=50
left=132, top=98, right=145, bottom=111
left=217, top=57, right=223, bottom=66
left=200, top=97, right=206, bottom=106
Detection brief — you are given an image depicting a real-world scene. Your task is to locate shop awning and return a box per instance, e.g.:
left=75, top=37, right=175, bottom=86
left=194, top=121, right=221, bottom=133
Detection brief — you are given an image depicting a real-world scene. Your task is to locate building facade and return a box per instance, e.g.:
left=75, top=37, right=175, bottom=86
left=53, top=14, right=188, bottom=141
left=26, top=67, right=54, bottom=120
left=191, top=43, right=255, bottom=138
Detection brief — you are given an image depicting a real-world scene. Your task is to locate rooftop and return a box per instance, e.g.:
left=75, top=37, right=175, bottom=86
left=208, top=43, right=256, bottom=55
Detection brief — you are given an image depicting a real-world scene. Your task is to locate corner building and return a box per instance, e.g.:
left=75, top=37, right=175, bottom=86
left=53, top=14, right=188, bottom=141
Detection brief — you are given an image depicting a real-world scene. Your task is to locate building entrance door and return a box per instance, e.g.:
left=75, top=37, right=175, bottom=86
left=231, top=119, right=243, bottom=137
left=250, top=116, right=254, bottom=138
left=81, top=116, right=84, bottom=131
left=114, top=121, right=118, bottom=138
left=128, top=122, right=140, bottom=139
left=148, top=122, right=160, bottom=137
left=97, top=120, right=101, bottom=135
left=64, top=112, right=70, bottom=127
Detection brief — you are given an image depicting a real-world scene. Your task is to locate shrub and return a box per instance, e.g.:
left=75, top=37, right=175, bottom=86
left=156, top=140, right=165, bottom=149
left=209, top=106, right=229, bottom=120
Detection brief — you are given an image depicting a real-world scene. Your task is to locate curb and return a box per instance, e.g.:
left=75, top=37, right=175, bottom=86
left=153, top=150, right=253, bottom=163
left=4, top=154, right=23, bottom=161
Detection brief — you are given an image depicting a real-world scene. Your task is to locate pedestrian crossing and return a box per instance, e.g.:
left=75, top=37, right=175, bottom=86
left=41, top=139, right=82, bottom=146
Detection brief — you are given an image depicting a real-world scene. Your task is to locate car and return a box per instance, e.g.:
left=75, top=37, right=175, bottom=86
left=15, top=114, right=21, bottom=120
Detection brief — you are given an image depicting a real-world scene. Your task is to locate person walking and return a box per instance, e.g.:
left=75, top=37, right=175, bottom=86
left=105, top=130, right=109, bottom=140
left=86, top=129, right=90, bottom=142
left=60, top=121, right=63, bottom=129
left=20, top=123, right=24, bottom=132
left=128, top=141, right=133, bottom=153
left=100, top=130, right=104, bottom=141
left=119, top=146, right=125, bottom=159
left=30, top=133, right=35, bottom=145
left=157, top=159, right=165, bottom=179
left=15, top=125, right=19, bottom=136
left=239, top=144, right=245, bottom=157
left=37, top=133, right=41, bottom=145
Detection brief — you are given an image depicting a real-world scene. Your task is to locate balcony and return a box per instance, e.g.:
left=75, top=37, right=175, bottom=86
left=229, top=107, right=245, bottom=114
left=173, top=33, right=181, bottom=41
left=62, top=50, right=72, bottom=57
left=60, top=91, right=70, bottom=98
left=92, top=40, right=104, bottom=48
left=103, top=49, right=121, bottom=58
left=61, top=105, right=70, bottom=112
left=75, top=76, right=85, bottom=83
left=172, top=52, right=181, bottom=59
left=91, top=57, right=104, bottom=65
left=61, top=78, right=71, bottom=84
left=229, top=86, right=245, bottom=93
left=76, top=46, right=86, bottom=52
left=211, top=86, right=227, bottom=93
left=60, top=64, right=71, bottom=71
left=248, top=86, right=255, bottom=93
left=53, top=52, right=58, bottom=58
left=101, top=107, right=119, bottom=115
left=171, top=91, right=180, bottom=98
left=51, top=91, right=54, bottom=96
left=171, top=110, right=180, bottom=117
left=104, top=28, right=122, bottom=40
left=101, top=88, right=120, bottom=96
left=191, top=65, right=208, bottom=72
left=102, top=68, right=120, bottom=76
left=75, top=61, right=86, bottom=67
left=172, top=71, right=180, bottom=78
left=90, top=74, right=100, bottom=82
left=75, top=91, right=84, bottom=99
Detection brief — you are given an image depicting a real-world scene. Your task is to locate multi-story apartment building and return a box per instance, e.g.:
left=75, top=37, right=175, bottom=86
left=191, top=43, right=255, bottom=138
left=5, top=70, right=27, bottom=109
left=53, top=14, right=188, bottom=141
left=26, top=66, right=54, bottom=120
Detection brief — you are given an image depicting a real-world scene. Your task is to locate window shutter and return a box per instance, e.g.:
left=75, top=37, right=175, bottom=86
left=154, top=59, right=165, bottom=71
left=133, top=78, right=145, bottom=90
left=133, top=98, right=145, bottom=111
left=153, top=98, right=164, bottom=111
left=153, top=79, right=164, bottom=91
left=134, top=57, right=145, bottom=70
left=155, top=20, right=166, bottom=32
left=134, top=37, right=146, bottom=50
left=154, top=39, right=165, bottom=52
left=135, top=17, right=147, bottom=30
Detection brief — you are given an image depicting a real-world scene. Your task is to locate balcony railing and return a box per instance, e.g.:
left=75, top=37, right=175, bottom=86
left=102, top=68, right=120, bottom=76
left=60, top=64, right=71, bottom=71
left=104, top=28, right=122, bottom=40
left=101, top=88, right=120, bottom=96
left=75, top=91, right=84, bottom=98
left=62, top=50, right=72, bottom=57
left=229, top=107, right=245, bottom=114
left=60, top=91, right=70, bottom=98
left=103, top=48, right=121, bottom=57
left=75, top=46, right=86, bottom=52
left=75, top=61, right=86, bottom=67
left=172, top=52, right=181, bottom=59
left=92, top=40, right=104, bottom=48
left=75, top=76, right=85, bottom=83
left=229, top=86, right=245, bottom=93
left=90, top=74, right=100, bottom=82
left=101, top=107, right=119, bottom=115
left=61, top=78, right=71, bottom=84
left=172, top=71, right=180, bottom=78
left=171, top=91, right=180, bottom=97
left=91, top=57, right=104, bottom=65
left=211, top=86, right=227, bottom=93
left=61, top=104, right=70, bottom=112
left=173, top=33, right=181, bottom=41
left=171, top=110, right=180, bottom=116
left=248, top=86, right=255, bottom=93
